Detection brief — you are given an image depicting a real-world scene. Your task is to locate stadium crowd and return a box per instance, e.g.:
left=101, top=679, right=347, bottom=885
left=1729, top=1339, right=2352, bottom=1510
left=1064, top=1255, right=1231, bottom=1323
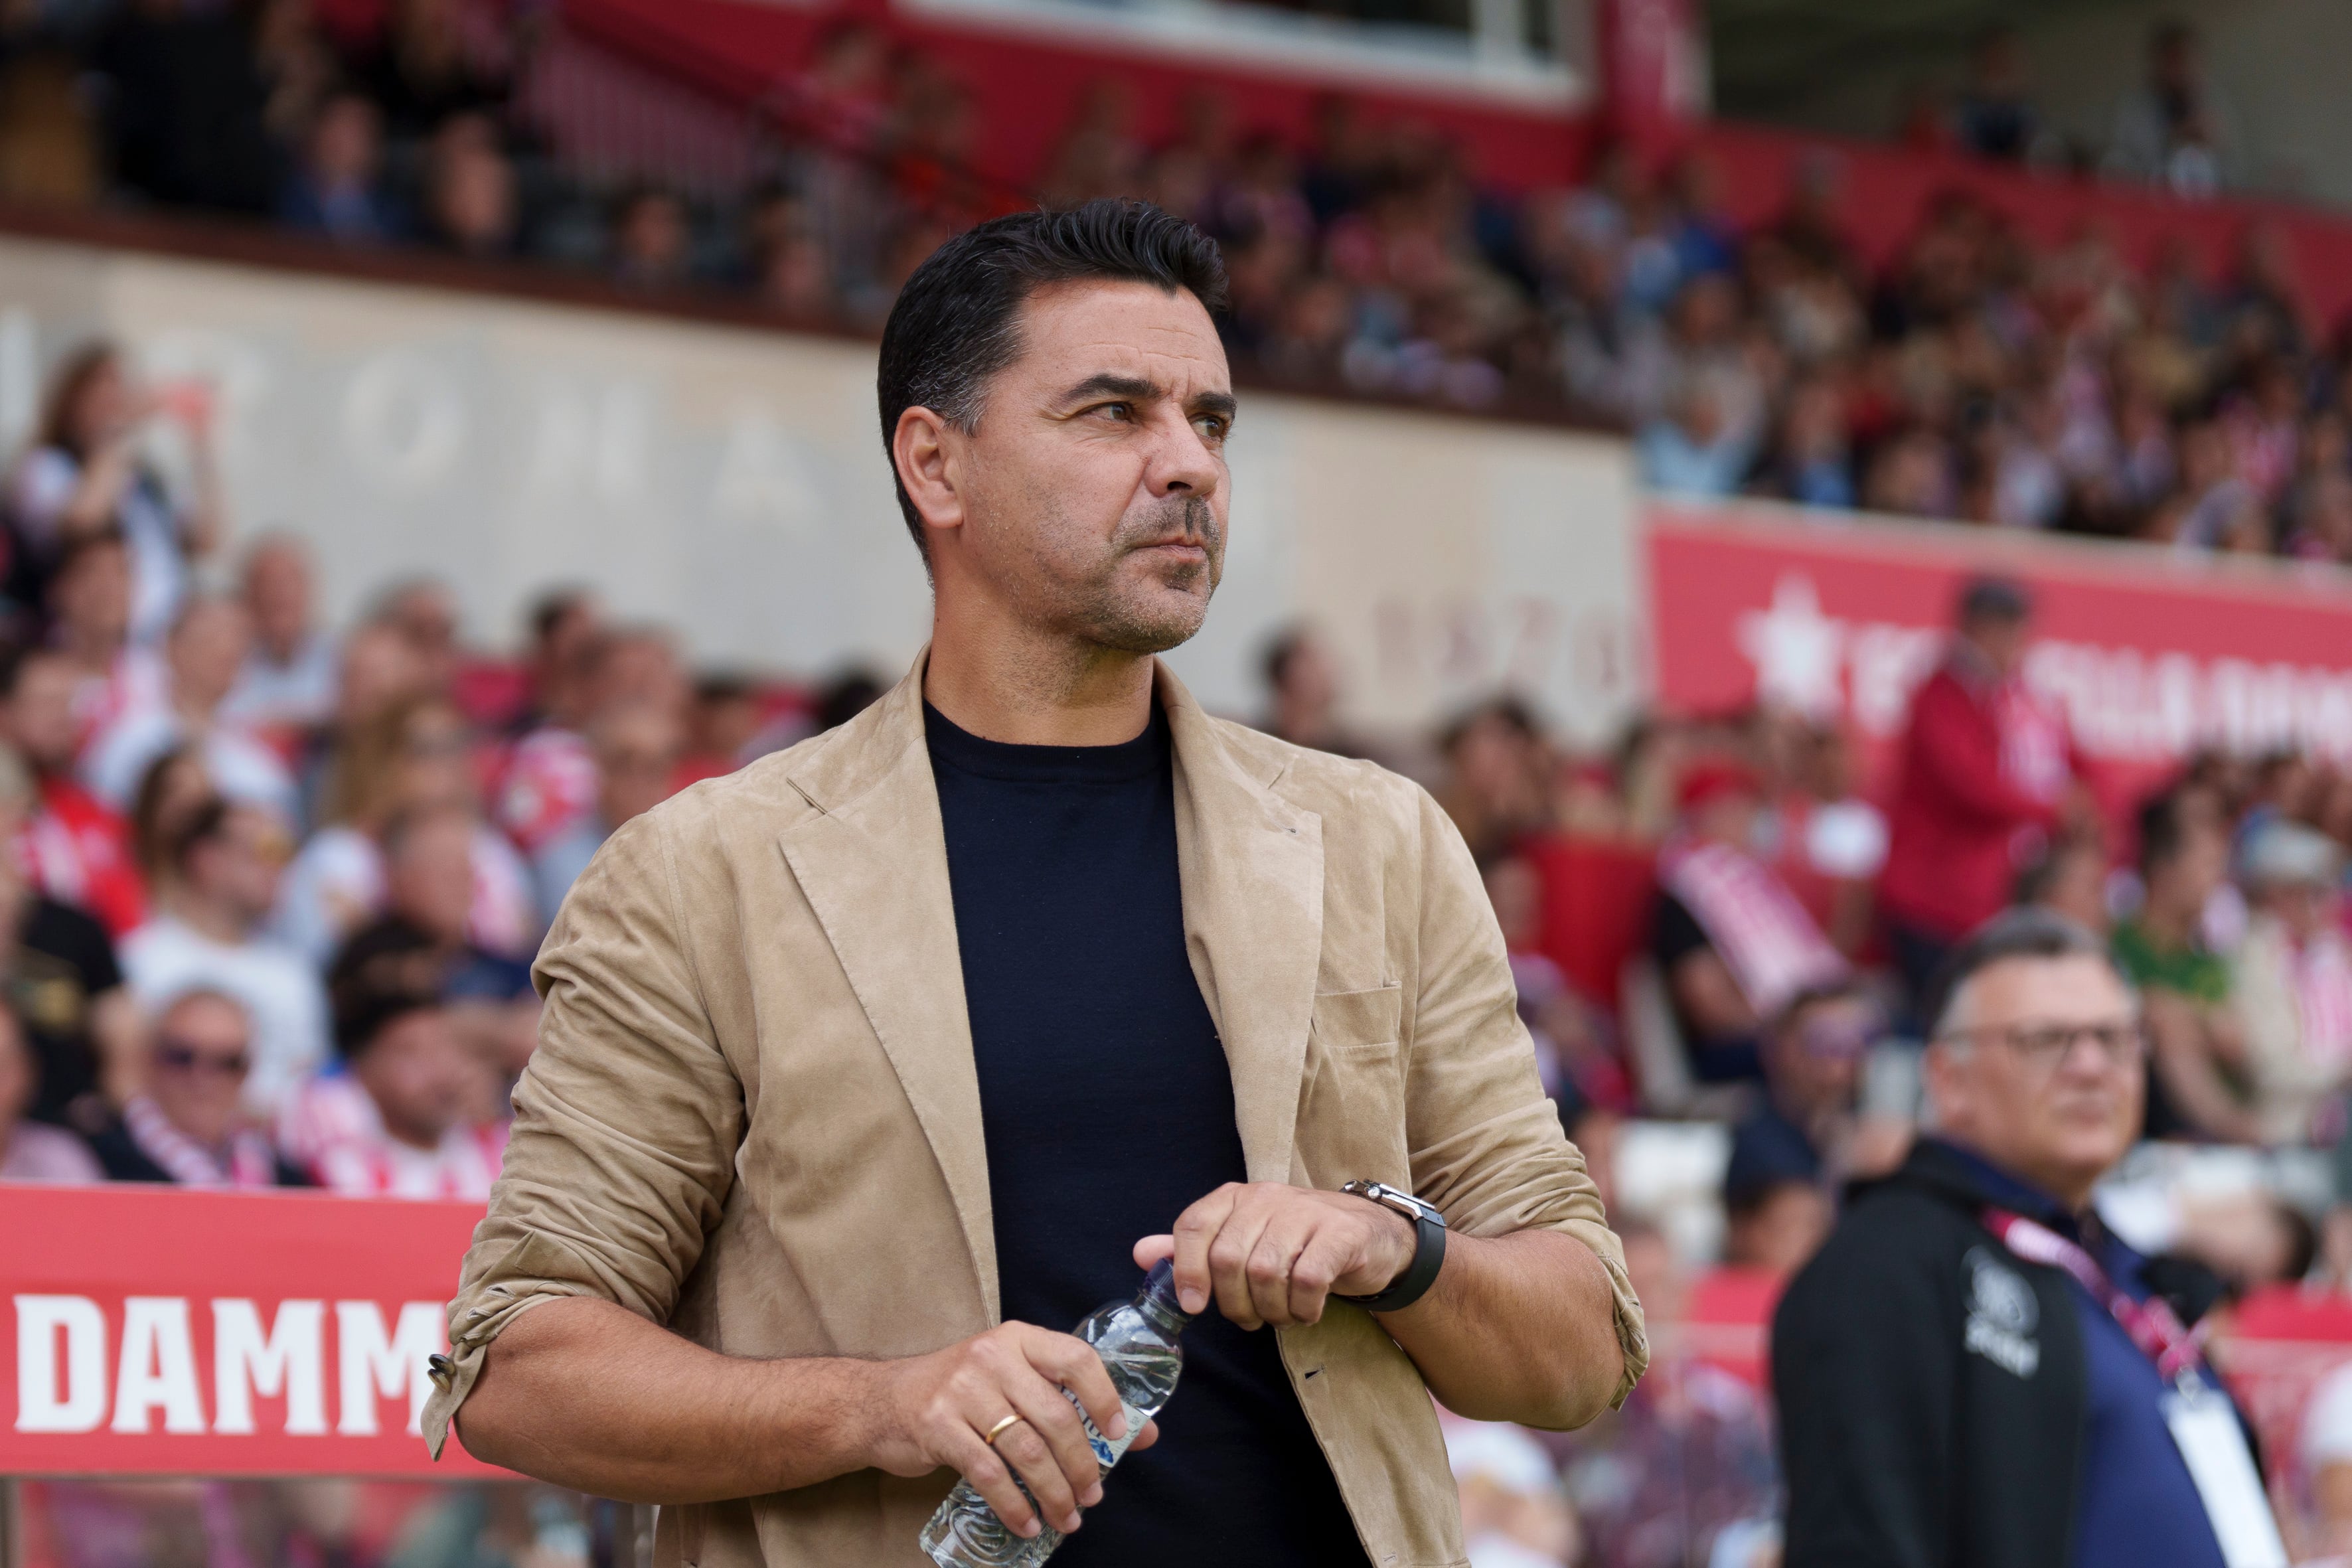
left=0, top=1, right=2343, bottom=565
left=0, top=330, right=2349, bottom=1563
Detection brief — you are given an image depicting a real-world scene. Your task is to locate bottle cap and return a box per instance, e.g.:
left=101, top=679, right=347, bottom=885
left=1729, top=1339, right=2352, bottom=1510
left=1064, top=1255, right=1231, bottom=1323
left=1140, top=1259, right=1194, bottom=1323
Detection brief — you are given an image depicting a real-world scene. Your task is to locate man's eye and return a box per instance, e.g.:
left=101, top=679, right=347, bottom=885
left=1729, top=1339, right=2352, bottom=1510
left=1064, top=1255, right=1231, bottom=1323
left=1196, top=416, right=1229, bottom=441
left=1096, top=402, right=1133, bottom=421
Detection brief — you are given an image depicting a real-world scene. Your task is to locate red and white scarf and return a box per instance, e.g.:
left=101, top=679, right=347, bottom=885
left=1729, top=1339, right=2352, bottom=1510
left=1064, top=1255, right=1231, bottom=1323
left=2291, top=932, right=2352, bottom=1074
left=119, top=1095, right=279, bottom=1189
left=1661, top=837, right=1849, bottom=1020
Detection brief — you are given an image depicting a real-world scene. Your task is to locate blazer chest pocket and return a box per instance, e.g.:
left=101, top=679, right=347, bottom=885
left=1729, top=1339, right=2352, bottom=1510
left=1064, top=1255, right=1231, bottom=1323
left=1298, top=985, right=1409, bottom=1184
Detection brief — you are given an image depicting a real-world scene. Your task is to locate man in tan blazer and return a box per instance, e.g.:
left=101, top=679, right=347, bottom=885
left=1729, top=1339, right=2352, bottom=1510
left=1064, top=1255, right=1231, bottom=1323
left=424, top=198, right=1645, bottom=1567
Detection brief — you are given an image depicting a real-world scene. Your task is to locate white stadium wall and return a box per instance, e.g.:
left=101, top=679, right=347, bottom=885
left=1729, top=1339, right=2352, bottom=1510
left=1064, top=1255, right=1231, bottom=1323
left=0, top=230, right=1648, bottom=745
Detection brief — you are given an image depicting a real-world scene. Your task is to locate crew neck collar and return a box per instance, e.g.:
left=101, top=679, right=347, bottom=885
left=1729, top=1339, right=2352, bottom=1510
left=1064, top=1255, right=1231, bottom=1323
left=923, top=700, right=1169, bottom=785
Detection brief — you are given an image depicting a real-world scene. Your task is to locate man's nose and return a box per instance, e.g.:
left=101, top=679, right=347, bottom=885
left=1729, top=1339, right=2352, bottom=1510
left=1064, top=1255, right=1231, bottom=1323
left=1146, top=412, right=1222, bottom=499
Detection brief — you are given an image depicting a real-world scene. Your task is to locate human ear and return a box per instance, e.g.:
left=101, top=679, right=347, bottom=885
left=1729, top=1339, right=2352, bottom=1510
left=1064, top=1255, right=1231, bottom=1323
left=892, top=406, right=966, bottom=536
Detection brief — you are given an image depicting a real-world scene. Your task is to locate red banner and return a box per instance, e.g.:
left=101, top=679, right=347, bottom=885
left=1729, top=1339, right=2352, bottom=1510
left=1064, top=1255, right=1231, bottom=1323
left=1648, top=503, right=2352, bottom=804
left=2, top=1185, right=505, bottom=1478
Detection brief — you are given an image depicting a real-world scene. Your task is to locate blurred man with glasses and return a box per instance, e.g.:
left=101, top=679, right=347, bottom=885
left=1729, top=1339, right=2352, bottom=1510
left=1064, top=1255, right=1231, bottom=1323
left=1774, top=909, right=2285, bottom=1568
left=90, top=987, right=306, bottom=1187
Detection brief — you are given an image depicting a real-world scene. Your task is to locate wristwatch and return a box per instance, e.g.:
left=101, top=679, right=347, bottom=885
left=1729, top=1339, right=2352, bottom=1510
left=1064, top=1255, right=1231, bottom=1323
left=1336, top=1180, right=1448, bottom=1313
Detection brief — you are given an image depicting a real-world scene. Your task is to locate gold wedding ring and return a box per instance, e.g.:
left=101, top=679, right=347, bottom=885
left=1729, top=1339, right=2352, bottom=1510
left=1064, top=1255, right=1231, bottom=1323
left=982, top=1414, right=1024, bottom=1447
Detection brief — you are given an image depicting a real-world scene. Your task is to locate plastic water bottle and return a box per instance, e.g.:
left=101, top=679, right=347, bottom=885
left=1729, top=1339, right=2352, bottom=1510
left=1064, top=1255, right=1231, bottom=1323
left=919, top=1260, right=1194, bottom=1567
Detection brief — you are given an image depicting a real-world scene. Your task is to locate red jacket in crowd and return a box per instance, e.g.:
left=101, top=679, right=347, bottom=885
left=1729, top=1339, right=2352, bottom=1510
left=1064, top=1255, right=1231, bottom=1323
left=1879, top=647, right=2076, bottom=943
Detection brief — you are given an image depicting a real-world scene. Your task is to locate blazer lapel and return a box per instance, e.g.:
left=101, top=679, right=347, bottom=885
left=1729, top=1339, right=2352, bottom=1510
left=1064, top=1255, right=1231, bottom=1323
left=1161, top=666, right=1325, bottom=1184
left=777, top=656, right=1000, bottom=1320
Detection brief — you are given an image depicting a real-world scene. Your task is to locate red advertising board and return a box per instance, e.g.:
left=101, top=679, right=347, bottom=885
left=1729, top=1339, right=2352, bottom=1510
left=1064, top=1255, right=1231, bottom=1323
left=3, top=1184, right=505, bottom=1478
left=1648, top=502, right=2352, bottom=806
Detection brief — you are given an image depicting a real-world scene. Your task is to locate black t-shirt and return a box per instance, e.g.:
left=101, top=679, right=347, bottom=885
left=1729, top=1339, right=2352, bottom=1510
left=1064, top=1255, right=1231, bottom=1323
left=17, top=897, right=124, bottom=1131
left=926, top=702, right=1370, bottom=1567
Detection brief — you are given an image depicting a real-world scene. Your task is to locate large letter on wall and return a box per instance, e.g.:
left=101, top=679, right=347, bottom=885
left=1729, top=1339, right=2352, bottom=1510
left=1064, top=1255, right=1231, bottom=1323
left=336, top=1300, right=443, bottom=1437
left=112, top=1296, right=205, bottom=1434
left=15, top=1294, right=106, bottom=1434
left=214, top=1299, right=327, bottom=1436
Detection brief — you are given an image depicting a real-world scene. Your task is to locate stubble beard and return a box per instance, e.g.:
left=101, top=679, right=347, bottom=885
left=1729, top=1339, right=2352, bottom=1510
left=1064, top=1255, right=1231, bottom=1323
left=1068, top=493, right=1225, bottom=655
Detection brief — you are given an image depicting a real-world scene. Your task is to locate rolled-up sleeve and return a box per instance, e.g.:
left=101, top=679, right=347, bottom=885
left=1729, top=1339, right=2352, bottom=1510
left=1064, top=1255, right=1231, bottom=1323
left=423, top=808, right=744, bottom=1458
left=1399, top=785, right=1649, bottom=1412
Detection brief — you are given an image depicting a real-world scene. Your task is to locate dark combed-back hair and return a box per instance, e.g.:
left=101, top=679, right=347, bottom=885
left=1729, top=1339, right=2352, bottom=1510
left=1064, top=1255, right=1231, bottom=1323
left=875, top=198, right=1229, bottom=560
left=1922, top=906, right=2124, bottom=1040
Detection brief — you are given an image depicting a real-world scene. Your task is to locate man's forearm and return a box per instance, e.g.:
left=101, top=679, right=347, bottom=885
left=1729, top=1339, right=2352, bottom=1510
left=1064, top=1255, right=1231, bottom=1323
left=455, top=1296, right=882, bottom=1503
left=455, top=1293, right=1148, bottom=1533
left=1381, top=1229, right=1623, bottom=1431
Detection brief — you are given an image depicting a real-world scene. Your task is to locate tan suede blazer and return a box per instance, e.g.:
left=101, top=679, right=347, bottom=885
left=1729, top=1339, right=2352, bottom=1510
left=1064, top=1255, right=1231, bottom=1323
left=422, top=655, right=1646, bottom=1568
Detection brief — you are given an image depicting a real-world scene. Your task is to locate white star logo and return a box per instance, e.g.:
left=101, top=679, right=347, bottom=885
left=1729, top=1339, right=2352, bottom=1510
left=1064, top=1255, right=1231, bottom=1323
left=1736, top=573, right=1848, bottom=722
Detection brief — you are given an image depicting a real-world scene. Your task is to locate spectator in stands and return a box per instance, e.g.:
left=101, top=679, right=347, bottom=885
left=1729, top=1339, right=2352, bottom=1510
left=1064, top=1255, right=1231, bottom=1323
left=280, top=922, right=503, bottom=1198
left=1953, top=26, right=2046, bottom=165
left=1721, top=1165, right=1831, bottom=1277
left=11, top=343, right=222, bottom=648
left=496, top=621, right=603, bottom=854
left=1443, top=1419, right=1581, bottom=1568
left=252, top=0, right=337, bottom=148
left=1879, top=578, right=2078, bottom=1006
left=88, top=0, right=277, bottom=214
left=676, top=672, right=761, bottom=785
left=1435, top=697, right=1549, bottom=862
left=0, top=746, right=137, bottom=1139
left=532, top=701, right=682, bottom=923
left=2015, top=829, right=2114, bottom=937
left=82, top=593, right=299, bottom=821
left=1557, top=1221, right=1780, bottom=1568
left=88, top=988, right=305, bottom=1186
left=1484, top=850, right=1630, bottom=1117
left=1761, top=373, right=1856, bottom=509
left=1777, top=911, right=2273, bottom=1568
left=126, top=745, right=212, bottom=896
left=599, top=622, right=690, bottom=716
left=501, top=622, right=681, bottom=861
left=611, top=184, right=695, bottom=291
left=2107, top=21, right=2239, bottom=196
left=1725, top=979, right=1883, bottom=1200
left=1654, top=760, right=1849, bottom=1084
left=3, top=644, right=145, bottom=937
left=421, top=118, right=520, bottom=260
left=1637, top=372, right=1758, bottom=499
left=0, top=998, right=100, bottom=1181
left=277, top=692, right=534, bottom=965
left=513, top=586, right=601, bottom=730
left=347, top=0, right=514, bottom=143
left=44, top=530, right=152, bottom=747
left=2116, top=787, right=2254, bottom=1142
left=122, top=797, right=327, bottom=1113
left=2228, top=819, right=2352, bottom=1144
left=373, top=576, right=461, bottom=699
left=1258, top=626, right=1368, bottom=758
left=341, top=804, right=536, bottom=1113
left=277, top=90, right=402, bottom=244
left=755, top=222, right=839, bottom=319
left=222, top=533, right=337, bottom=732
left=295, top=619, right=424, bottom=821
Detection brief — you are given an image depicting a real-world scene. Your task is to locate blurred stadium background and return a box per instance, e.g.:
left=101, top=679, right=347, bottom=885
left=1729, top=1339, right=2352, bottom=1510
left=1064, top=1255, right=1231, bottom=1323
left=5, top=0, right=2352, bottom=1562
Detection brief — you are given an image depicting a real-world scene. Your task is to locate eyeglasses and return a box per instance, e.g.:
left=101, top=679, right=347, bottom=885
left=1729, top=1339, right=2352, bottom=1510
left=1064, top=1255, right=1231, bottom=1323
left=155, top=1040, right=250, bottom=1078
left=1794, top=1017, right=1883, bottom=1061
left=1938, top=1020, right=2145, bottom=1073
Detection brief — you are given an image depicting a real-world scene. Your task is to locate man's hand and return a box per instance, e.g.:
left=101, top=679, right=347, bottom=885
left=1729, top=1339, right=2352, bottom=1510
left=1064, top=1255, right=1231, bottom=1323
left=1135, top=1182, right=1418, bottom=1329
left=866, top=1322, right=1160, bottom=1539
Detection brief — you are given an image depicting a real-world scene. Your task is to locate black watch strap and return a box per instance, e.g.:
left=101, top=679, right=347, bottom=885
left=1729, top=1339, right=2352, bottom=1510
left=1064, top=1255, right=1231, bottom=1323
left=1336, top=1180, right=1447, bottom=1313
